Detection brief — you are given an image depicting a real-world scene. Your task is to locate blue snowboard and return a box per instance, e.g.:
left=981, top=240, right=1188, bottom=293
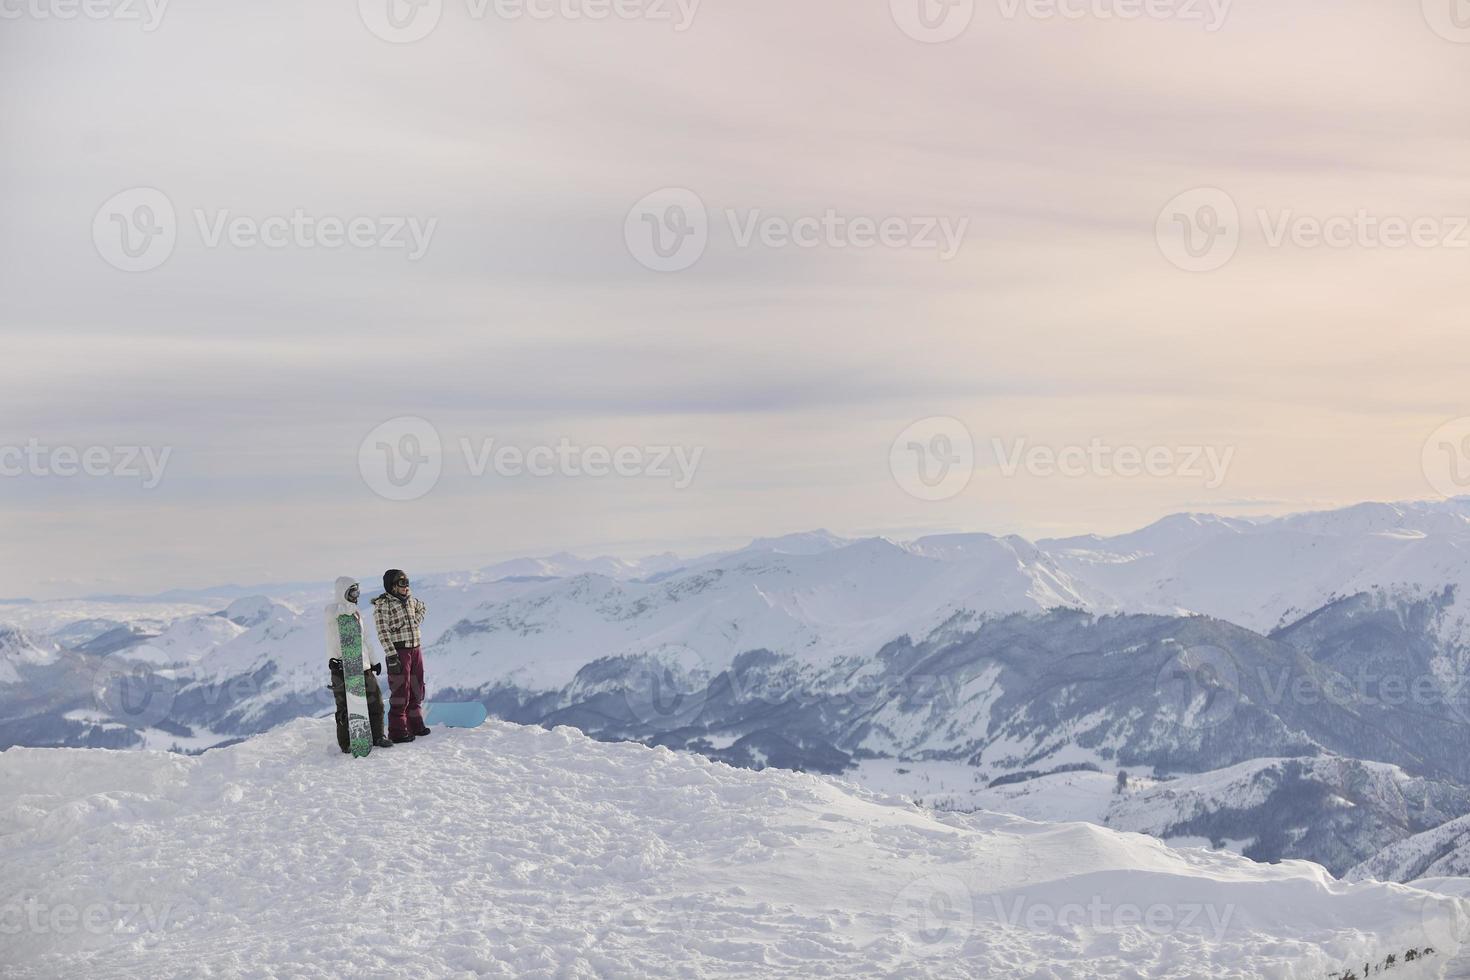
left=423, top=702, right=488, bottom=729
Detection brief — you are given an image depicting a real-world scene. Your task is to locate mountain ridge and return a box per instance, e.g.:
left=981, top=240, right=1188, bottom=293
left=9, top=497, right=1470, bottom=881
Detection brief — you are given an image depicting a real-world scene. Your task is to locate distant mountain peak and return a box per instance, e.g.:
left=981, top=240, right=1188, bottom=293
left=740, top=529, right=852, bottom=556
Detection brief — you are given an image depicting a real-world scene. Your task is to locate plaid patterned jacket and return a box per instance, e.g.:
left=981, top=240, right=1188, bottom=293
left=372, top=593, right=427, bottom=653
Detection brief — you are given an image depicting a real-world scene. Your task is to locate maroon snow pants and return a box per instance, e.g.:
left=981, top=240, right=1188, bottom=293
left=387, top=644, right=425, bottom=738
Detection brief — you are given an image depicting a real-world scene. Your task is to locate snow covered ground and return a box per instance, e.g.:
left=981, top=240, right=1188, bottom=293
left=3, top=719, right=1466, bottom=978
left=859, top=756, right=1470, bottom=879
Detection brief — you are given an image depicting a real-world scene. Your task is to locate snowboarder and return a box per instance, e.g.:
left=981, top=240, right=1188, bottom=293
left=373, top=569, right=430, bottom=743
left=325, top=576, right=393, bottom=753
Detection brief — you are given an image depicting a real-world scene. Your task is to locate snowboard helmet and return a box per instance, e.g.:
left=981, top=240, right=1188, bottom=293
left=383, top=569, right=409, bottom=594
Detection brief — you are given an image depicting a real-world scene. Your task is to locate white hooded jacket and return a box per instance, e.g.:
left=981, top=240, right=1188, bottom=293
left=324, top=576, right=383, bottom=670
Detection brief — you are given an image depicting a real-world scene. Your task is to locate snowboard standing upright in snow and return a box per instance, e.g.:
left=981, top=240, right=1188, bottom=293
left=325, top=577, right=391, bottom=756
left=373, top=569, right=429, bottom=743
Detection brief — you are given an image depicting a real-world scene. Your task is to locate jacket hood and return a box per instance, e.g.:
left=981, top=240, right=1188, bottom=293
left=331, top=576, right=360, bottom=608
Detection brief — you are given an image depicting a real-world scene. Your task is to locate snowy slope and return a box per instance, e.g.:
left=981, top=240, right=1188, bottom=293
left=1349, top=814, right=1470, bottom=883
left=433, top=534, right=1095, bottom=691
left=1043, top=498, right=1470, bottom=643
left=0, top=599, right=212, bottom=637
left=114, top=615, right=244, bottom=667
left=1, top=719, right=1463, bottom=979
left=0, top=628, right=60, bottom=686
left=859, top=755, right=1470, bottom=877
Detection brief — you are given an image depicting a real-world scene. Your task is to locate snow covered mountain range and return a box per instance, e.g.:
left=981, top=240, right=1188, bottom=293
left=936, top=755, right=1470, bottom=879
left=7, top=497, right=1470, bottom=883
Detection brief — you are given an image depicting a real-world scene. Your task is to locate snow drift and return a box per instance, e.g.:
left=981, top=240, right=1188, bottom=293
left=2, top=719, right=1465, bottom=978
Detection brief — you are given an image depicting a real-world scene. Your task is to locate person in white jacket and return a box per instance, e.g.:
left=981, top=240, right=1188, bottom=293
left=325, top=576, right=392, bottom=752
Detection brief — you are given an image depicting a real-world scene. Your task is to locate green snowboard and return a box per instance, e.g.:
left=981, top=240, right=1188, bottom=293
left=337, top=613, right=372, bottom=758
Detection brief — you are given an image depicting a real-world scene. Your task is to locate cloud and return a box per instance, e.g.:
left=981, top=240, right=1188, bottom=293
left=2, top=0, right=1469, bottom=596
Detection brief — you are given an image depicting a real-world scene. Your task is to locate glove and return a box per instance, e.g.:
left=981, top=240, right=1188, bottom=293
left=329, top=658, right=343, bottom=674
left=371, top=662, right=382, bottom=676
left=386, top=654, right=403, bottom=675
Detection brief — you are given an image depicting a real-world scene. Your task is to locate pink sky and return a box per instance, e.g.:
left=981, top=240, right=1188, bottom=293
left=2, top=0, right=1469, bottom=596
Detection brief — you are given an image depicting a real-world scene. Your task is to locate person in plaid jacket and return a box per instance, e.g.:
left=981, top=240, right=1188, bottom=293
left=372, top=568, right=429, bottom=742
